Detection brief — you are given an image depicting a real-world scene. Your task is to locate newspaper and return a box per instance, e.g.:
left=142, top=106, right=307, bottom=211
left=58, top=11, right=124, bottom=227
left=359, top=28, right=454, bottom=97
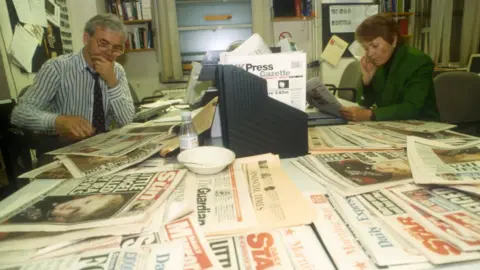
left=330, top=126, right=397, bottom=149
left=343, top=124, right=407, bottom=147
left=304, top=191, right=378, bottom=270
left=0, top=242, right=185, bottom=270
left=47, top=132, right=170, bottom=157
left=408, top=137, right=480, bottom=185
left=388, top=189, right=480, bottom=252
left=19, top=160, right=73, bottom=180
left=120, top=122, right=178, bottom=134
left=389, top=184, right=480, bottom=239
left=294, top=150, right=413, bottom=196
left=236, top=155, right=317, bottom=233
left=161, top=215, right=223, bottom=270
left=234, top=231, right=295, bottom=269
left=54, top=143, right=165, bottom=178
left=117, top=157, right=185, bottom=175
left=279, top=225, right=336, bottom=270
left=187, top=167, right=257, bottom=236
left=450, top=185, right=480, bottom=197
left=222, top=52, right=307, bottom=111
left=329, top=192, right=428, bottom=266
left=306, top=77, right=342, bottom=117
left=361, top=120, right=456, bottom=133
left=357, top=189, right=480, bottom=264
left=308, top=126, right=362, bottom=150
left=208, top=237, right=242, bottom=270
left=0, top=170, right=186, bottom=232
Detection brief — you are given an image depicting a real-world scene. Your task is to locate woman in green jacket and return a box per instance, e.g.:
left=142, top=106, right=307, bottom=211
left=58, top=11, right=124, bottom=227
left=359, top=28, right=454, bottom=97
left=339, top=14, right=439, bottom=121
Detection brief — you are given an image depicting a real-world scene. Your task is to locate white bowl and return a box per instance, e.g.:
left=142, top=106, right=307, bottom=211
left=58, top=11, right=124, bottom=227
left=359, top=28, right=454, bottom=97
left=177, top=146, right=236, bottom=175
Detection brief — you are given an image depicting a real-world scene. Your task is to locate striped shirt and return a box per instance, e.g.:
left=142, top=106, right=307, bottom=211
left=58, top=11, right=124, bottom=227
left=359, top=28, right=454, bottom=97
left=11, top=49, right=135, bottom=133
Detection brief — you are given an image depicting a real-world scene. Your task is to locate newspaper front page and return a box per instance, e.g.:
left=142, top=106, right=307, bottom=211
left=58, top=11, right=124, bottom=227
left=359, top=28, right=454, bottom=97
left=20, top=161, right=74, bottom=180
left=408, top=137, right=480, bottom=185
left=329, top=192, right=428, bottom=266
left=295, top=150, right=413, bottom=196
left=357, top=189, right=480, bottom=264
left=304, top=191, right=378, bottom=270
left=222, top=52, right=307, bottom=111
left=390, top=184, right=480, bottom=239
left=0, top=170, right=186, bottom=232
left=235, top=231, right=295, bottom=269
left=279, top=225, right=336, bottom=270
left=0, top=242, right=185, bottom=270
left=48, top=132, right=170, bottom=157
left=238, top=156, right=317, bottom=232
left=208, top=237, right=242, bottom=270
left=188, top=166, right=257, bottom=236
left=161, top=215, right=223, bottom=270
left=56, top=143, right=165, bottom=178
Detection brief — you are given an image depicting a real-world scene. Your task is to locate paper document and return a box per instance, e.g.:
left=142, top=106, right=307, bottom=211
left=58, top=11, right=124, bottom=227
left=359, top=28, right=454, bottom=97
left=12, top=0, right=48, bottom=27
left=329, top=4, right=378, bottom=33
left=223, top=52, right=307, bottom=111
left=9, top=24, right=39, bottom=73
left=321, top=35, right=348, bottom=66
left=228, top=33, right=272, bottom=56
left=306, top=77, right=343, bottom=117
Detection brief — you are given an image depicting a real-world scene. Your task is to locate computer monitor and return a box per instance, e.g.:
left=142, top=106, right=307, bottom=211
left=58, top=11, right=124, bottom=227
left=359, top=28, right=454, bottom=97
left=216, top=65, right=308, bottom=158
left=468, top=54, right=480, bottom=74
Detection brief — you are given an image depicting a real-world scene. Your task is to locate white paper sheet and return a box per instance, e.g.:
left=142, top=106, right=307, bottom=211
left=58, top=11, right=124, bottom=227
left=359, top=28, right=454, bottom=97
left=12, top=0, right=48, bottom=27
left=329, top=4, right=378, bottom=33
left=9, top=25, right=39, bottom=73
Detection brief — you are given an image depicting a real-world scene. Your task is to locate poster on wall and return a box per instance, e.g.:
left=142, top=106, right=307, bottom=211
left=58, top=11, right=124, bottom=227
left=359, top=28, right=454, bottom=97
left=329, top=4, right=378, bottom=33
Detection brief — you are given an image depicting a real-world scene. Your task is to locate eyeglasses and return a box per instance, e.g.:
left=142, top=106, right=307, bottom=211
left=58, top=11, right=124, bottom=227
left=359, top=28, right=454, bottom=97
left=91, top=36, right=124, bottom=56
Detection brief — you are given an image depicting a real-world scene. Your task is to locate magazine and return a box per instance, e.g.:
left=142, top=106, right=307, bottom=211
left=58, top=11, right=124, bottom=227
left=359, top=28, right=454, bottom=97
left=0, top=170, right=186, bottom=232
left=47, top=132, right=170, bottom=157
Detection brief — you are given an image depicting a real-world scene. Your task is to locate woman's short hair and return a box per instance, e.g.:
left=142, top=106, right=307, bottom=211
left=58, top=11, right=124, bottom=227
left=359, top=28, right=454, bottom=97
left=84, top=14, right=126, bottom=37
left=355, top=14, right=403, bottom=45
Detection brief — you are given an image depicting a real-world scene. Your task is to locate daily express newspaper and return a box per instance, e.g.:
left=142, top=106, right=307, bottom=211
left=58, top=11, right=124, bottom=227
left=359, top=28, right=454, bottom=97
left=0, top=170, right=186, bottom=232
left=304, top=191, right=378, bottom=270
left=222, top=52, right=307, bottom=111
left=329, top=192, right=428, bottom=266
left=390, top=184, right=480, bottom=240
left=357, top=189, right=480, bottom=264
left=408, top=136, right=480, bottom=185
left=161, top=215, right=223, bottom=270
left=47, top=132, right=171, bottom=157
left=0, top=242, right=185, bottom=270
left=294, top=150, right=413, bottom=196
left=186, top=166, right=257, bottom=236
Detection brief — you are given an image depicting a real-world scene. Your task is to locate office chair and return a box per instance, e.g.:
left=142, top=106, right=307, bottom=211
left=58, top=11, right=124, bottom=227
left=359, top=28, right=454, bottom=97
left=325, top=60, right=362, bottom=102
left=434, top=72, right=480, bottom=136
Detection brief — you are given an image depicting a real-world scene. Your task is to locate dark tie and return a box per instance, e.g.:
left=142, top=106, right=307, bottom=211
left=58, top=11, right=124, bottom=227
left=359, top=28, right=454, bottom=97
left=88, top=70, right=106, bottom=133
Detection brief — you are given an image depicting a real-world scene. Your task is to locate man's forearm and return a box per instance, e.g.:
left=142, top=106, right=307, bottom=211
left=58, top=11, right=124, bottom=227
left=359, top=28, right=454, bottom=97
left=11, top=105, right=59, bottom=132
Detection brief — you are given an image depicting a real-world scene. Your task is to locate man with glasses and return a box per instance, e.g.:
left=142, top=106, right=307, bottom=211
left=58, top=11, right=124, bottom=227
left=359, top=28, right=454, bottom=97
left=11, top=14, right=135, bottom=160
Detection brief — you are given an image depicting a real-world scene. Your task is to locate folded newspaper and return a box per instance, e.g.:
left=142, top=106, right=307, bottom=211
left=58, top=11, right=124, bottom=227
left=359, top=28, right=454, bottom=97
left=306, top=77, right=343, bottom=117
left=361, top=120, right=456, bottom=133
left=294, top=150, right=413, bottom=196
left=407, top=136, right=480, bottom=185
left=47, top=132, right=171, bottom=157
left=0, top=170, right=186, bottom=232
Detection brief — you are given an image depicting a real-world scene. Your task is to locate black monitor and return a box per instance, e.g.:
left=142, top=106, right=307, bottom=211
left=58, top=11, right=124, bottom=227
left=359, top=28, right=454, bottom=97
left=215, top=65, right=308, bottom=158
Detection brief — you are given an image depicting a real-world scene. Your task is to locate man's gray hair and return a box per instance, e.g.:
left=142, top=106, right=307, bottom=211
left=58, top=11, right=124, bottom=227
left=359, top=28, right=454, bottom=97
left=84, top=14, right=126, bottom=37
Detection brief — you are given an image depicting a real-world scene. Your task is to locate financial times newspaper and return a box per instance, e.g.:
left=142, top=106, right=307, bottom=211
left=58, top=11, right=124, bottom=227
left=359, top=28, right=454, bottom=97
left=361, top=120, right=456, bottom=133
left=358, top=189, right=480, bottom=264
left=304, top=191, right=378, bottom=270
left=294, top=150, right=413, bottom=196
left=55, top=143, right=165, bottom=178
left=161, top=216, right=223, bottom=270
left=329, top=192, right=428, bottom=266
left=222, top=52, right=307, bottom=111
left=187, top=167, right=257, bottom=236
left=408, top=137, right=480, bottom=185
left=48, top=132, right=171, bottom=157
left=0, top=243, right=184, bottom=270
left=390, top=184, right=480, bottom=240
left=238, top=155, right=317, bottom=233
left=0, top=170, right=186, bottom=232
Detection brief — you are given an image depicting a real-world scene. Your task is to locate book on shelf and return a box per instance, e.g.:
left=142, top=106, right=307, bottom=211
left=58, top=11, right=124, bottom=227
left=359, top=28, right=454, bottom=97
left=105, top=0, right=151, bottom=21
left=125, top=24, right=154, bottom=50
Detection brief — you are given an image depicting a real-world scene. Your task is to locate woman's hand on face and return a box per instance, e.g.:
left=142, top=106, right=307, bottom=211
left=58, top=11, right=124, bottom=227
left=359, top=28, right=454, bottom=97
left=360, top=56, right=377, bottom=85
left=339, top=106, right=373, bottom=122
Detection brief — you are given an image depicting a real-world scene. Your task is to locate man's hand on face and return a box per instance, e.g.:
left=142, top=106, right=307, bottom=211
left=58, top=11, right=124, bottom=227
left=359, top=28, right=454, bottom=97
left=91, top=55, right=117, bottom=88
left=55, top=115, right=94, bottom=141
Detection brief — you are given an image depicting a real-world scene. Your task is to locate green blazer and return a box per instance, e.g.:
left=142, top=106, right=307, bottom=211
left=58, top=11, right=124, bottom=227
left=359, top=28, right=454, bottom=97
left=356, top=44, right=439, bottom=121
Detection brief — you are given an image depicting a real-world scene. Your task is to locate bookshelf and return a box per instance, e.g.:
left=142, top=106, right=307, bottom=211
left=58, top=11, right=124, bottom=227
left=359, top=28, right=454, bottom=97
left=123, top=19, right=152, bottom=24
left=273, top=16, right=315, bottom=22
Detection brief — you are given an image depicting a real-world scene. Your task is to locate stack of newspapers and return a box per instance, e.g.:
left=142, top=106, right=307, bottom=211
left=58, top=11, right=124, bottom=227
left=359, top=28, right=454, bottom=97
left=293, top=120, right=480, bottom=268
left=308, top=120, right=478, bottom=152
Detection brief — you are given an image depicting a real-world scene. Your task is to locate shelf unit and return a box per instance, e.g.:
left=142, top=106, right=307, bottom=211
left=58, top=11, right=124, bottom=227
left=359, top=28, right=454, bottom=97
left=123, top=19, right=152, bottom=24
left=124, top=48, right=155, bottom=53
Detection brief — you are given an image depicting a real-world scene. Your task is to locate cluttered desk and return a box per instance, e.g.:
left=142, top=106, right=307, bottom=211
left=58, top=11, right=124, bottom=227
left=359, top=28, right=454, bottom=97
left=1, top=36, right=480, bottom=270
